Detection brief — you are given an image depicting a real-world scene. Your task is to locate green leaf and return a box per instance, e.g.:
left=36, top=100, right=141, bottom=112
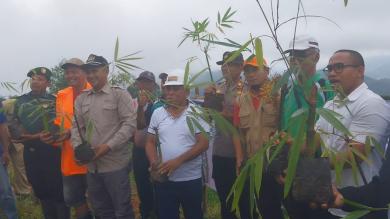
left=349, top=152, right=360, bottom=185
left=367, top=136, right=385, bottom=158
left=224, top=38, right=252, bottom=64
left=344, top=0, right=348, bottom=7
left=184, top=61, right=191, bottom=89
left=186, top=116, right=195, bottom=135
left=316, top=108, right=352, bottom=136
left=284, top=115, right=305, bottom=197
left=254, top=38, right=264, bottom=72
left=253, top=148, right=265, bottom=195
left=350, top=147, right=371, bottom=164
left=217, top=12, right=221, bottom=25
left=188, top=68, right=208, bottom=85
left=341, top=210, right=370, bottom=219
left=344, top=198, right=388, bottom=211
left=220, top=23, right=233, bottom=28
left=228, top=166, right=248, bottom=213
left=114, top=37, right=119, bottom=61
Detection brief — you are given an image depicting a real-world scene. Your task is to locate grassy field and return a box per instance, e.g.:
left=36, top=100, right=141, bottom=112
left=1, top=168, right=222, bottom=219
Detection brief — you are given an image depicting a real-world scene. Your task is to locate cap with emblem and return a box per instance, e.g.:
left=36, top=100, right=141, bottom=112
left=61, top=58, right=84, bottom=69
left=82, top=54, right=109, bottom=69
left=136, top=71, right=156, bottom=82
left=283, top=35, right=319, bottom=53
left=27, top=67, right=52, bottom=81
left=163, top=74, right=185, bottom=86
left=216, top=51, right=244, bottom=65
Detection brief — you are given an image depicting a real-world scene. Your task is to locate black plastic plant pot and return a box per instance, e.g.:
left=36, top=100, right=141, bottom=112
left=49, top=125, right=61, bottom=141
left=8, top=119, right=24, bottom=140
left=203, top=93, right=224, bottom=112
left=267, top=144, right=289, bottom=177
left=292, top=157, right=332, bottom=203
left=74, top=142, right=95, bottom=164
left=150, top=169, right=169, bottom=183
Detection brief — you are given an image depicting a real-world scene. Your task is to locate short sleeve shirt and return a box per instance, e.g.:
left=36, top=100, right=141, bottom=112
left=316, top=83, right=390, bottom=188
left=148, top=103, right=210, bottom=182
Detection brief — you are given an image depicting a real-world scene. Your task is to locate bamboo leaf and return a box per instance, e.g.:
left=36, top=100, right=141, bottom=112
left=284, top=115, right=305, bottom=197
left=350, top=152, right=360, bottom=185
left=344, top=198, right=388, bottom=211
left=224, top=38, right=252, bottom=64
left=114, top=37, right=119, bottom=61
left=220, top=23, right=233, bottom=28
left=350, top=147, right=371, bottom=165
left=367, top=136, right=385, bottom=158
left=316, top=108, right=352, bottom=136
left=254, top=38, right=264, bottom=71
left=228, top=166, right=248, bottom=213
left=344, top=0, right=348, bottom=7
left=188, top=68, right=208, bottom=85
left=186, top=116, right=195, bottom=136
left=184, top=61, right=190, bottom=89
left=254, top=148, right=265, bottom=195
left=341, top=210, right=370, bottom=219
left=217, top=12, right=221, bottom=25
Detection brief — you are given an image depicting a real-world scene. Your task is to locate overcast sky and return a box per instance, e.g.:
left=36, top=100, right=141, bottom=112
left=1, top=0, right=389, bottom=95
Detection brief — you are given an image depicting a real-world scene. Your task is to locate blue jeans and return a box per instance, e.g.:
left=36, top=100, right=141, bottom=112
left=87, top=166, right=134, bottom=219
left=155, top=178, right=203, bottom=219
left=0, top=158, right=19, bottom=219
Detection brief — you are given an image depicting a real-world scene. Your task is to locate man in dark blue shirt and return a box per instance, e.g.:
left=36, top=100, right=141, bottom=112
left=0, top=102, right=19, bottom=219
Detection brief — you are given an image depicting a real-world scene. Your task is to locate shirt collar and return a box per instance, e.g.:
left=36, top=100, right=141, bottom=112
left=88, top=83, right=111, bottom=95
left=346, top=82, right=367, bottom=102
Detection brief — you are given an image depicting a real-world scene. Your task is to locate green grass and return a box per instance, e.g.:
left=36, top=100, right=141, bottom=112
left=1, top=171, right=221, bottom=219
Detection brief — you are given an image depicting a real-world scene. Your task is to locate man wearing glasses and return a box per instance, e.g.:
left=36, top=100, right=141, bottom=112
left=315, top=50, right=390, bottom=218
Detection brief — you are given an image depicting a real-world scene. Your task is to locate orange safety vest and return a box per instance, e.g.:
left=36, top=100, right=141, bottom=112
left=54, top=84, right=91, bottom=176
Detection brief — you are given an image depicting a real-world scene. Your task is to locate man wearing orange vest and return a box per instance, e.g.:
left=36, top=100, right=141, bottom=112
left=41, top=58, right=93, bottom=219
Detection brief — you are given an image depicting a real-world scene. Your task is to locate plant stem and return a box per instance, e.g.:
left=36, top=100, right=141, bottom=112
left=204, top=49, right=214, bottom=82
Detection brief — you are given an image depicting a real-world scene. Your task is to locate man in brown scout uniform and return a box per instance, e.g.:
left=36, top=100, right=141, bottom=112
left=232, top=55, right=283, bottom=219
left=204, top=51, right=245, bottom=219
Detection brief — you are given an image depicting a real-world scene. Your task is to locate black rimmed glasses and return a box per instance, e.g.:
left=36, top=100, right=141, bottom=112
left=323, top=63, right=360, bottom=74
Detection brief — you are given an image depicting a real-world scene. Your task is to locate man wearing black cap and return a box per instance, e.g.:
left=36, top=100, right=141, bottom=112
left=205, top=51, right=246, bottom=219
left=71, top=54, right=137, bottom=219
left=132, top=71, right=159, bottom=218
left=13, top=67, right=70, bottom=219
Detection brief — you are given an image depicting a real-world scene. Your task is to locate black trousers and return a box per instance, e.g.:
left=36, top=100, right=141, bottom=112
left=132, top=147, right=155, bottom=219
left=24, top=140, right=69, bottom=219
left=284, top=194, right=339, bottom=219
left=212, top=155, right=238, bottom=219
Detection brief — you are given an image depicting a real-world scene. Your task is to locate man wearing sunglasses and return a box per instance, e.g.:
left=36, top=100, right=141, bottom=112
left=315, top=50, right=390, bottom=218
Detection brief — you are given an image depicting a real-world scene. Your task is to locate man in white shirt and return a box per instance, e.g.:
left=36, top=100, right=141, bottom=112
left=316, top=49, right=390, bottom=217
left=145, top=73, right=210, bottom=219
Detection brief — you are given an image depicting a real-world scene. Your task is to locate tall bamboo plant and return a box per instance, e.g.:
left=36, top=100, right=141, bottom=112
left=185, top=1, right=386, bottom=218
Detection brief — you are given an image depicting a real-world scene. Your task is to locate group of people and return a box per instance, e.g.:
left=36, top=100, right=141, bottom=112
left=0, top=33, right=389, bottom=219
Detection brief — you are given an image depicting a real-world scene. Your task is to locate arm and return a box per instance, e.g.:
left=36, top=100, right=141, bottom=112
left=159, top=133, right=209, bottom=176
left=145, top=133, right=158, bottom=166
left=105, top=90, right=137, bottom=151
left=0, top=122, right=11, bottom=165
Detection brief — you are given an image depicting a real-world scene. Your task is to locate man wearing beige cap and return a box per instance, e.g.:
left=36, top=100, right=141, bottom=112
left=41, top=58, right=93, bottom=219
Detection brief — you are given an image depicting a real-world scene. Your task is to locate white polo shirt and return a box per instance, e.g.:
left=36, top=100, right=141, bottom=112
left=148, top=104, right=210, bottom=182
left=316, top=83, right=390, bottom=188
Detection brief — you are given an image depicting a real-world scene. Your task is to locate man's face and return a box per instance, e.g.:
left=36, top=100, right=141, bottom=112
left=136, top=79, right=155, bottom=93
left=244, top=66, right=269, bottom=87
left=85, top=66, right=108, bottom=90
left=288, top=49, right=319, bottom=77
left=64, top=66, right=86, bottom=88
left=165, top=85, right=188, bottom=106
left=30, top=74, right=49, bottom=93
left=326, top=52, right=364, bottom=95
left=221, top=62, right=242, bottom=81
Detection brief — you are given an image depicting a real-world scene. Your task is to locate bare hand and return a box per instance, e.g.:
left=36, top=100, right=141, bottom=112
left=138, top=90, right=150, bottom=108
left=204, top=85, right=216, bottom=94
left=12, top=133, right=40, bottom=143
left=93, top=144, right=110, bottom=160
left=40, top=131, right=55, bottom=144
left=275, top=169, right=287, bottom=185
left=158, top=158, right=182, bottom=176
left=1, top=152, right=10, bottom=166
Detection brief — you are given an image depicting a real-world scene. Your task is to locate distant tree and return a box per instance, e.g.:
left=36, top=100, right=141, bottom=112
left=49, top=64, right=67, bottom=94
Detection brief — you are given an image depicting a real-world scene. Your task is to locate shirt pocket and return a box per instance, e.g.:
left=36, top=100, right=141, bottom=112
left=102, top=103, right=118, bottom=122
left=81, top=103, right=90, bottom=116
left=261, top=104, right=278, bottom=128
left=239, top=110, right=251, bottom=129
